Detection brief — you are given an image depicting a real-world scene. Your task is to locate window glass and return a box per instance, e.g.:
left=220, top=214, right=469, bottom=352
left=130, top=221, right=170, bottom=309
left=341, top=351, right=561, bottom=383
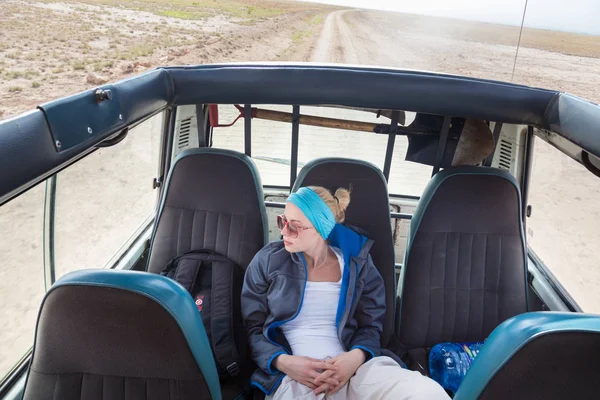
left=211, top=105, right=293, bottom=187
left=0, top=183, right=46, bottom=380
left=54, top=113, right=163, bottom=277
left=211, top=104, right=245, bottom=154
left=527, top=138, right=600, bottom=312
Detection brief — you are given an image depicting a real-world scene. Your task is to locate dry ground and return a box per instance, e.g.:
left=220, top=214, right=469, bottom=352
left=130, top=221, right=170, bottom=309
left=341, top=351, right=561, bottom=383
left=0, top=0, right=334, bottom=119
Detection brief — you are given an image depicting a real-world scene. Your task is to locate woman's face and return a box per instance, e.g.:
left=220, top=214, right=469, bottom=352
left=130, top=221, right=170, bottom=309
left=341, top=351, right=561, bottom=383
left=280, top=202, right=322, bottom=253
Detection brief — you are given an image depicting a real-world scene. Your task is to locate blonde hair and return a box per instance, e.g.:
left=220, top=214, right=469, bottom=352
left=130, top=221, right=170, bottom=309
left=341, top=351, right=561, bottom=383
left=309, top=186, right=351, bottom=223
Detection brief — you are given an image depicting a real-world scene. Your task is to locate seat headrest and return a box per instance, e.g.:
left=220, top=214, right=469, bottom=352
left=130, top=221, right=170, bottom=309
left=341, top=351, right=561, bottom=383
left=292, top=158, right=391, bottom=234
left=409, top=166, right=523, bottom=249
left=455, top=312, right=600, bottom=400
left=147, top=148, right=268, bottom=272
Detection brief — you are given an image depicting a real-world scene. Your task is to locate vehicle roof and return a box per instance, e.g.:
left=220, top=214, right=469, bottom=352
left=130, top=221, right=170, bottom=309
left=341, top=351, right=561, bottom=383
left=1, top=63, right=599, bottom=204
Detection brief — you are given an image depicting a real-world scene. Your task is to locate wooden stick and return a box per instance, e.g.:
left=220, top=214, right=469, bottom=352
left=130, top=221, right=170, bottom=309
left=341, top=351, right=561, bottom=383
left=253, top=108, right=381, bottom=133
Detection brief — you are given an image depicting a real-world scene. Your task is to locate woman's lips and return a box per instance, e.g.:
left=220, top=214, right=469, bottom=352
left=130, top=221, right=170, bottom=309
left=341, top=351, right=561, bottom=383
left=283, top=240, right=293, bottom=246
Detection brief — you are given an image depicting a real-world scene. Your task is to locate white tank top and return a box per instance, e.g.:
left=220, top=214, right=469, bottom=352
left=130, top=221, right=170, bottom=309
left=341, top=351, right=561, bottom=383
left=281, top=247, right=347, bottom=360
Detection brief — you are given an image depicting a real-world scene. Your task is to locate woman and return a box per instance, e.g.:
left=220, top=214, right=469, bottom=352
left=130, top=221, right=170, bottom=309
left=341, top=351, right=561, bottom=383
left=241, top=186, right=449, bottom=399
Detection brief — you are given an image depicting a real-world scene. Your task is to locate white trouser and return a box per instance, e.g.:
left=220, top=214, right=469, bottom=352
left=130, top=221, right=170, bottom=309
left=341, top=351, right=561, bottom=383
left=267, top=356, right=450, bottom=400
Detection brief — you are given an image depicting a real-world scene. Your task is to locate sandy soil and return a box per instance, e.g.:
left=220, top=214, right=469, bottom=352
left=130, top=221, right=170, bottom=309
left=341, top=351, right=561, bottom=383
left=2, top=2, right=600, bottom=380
left=0, top=0, right=333, bottom=119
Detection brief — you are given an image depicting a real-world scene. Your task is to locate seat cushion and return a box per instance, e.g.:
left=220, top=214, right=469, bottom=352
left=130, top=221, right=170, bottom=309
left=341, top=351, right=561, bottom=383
left=23, top=270, right=221, bottom=400
left=399, top=167, right=527, bottom=350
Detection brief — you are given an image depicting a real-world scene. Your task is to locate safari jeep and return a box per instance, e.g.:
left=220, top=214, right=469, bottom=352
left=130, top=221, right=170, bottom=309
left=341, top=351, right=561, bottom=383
left=1, top=64, right=599, bottom=399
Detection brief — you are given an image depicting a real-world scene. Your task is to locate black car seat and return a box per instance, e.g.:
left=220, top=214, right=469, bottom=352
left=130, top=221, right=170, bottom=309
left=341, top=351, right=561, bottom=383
left=146, top=148, right=268, bottom=399
left=397, top=166, right=528, bottom=374
left=23, top=269, right=221, bottom=400
left=292, top=157, right=396, bottom=348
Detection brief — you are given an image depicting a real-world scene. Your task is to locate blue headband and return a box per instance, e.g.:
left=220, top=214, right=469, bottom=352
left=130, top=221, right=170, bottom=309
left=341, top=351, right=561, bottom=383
left=287, top=187, right=336, bottom=239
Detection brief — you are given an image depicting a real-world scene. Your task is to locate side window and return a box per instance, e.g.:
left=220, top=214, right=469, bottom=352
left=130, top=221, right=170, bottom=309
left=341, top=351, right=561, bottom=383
left=212, top=105, right=294, bottom=187
left=0, top=182, right=46, bottom=381
left=53, top=112, right=164, bottom=278
left=211, top=104, right=245, bottom=154
left=527, top=138, right=600, bottom=312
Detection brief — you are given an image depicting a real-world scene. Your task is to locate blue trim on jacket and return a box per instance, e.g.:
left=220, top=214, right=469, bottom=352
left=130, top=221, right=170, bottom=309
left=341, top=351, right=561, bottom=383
left=267, top=351, right=288, bottom=375
left=251, top=374, right=286, bottom=396
left=328, top=224, right=368, bottom=328
left=351, top=345, right=376, bottom=360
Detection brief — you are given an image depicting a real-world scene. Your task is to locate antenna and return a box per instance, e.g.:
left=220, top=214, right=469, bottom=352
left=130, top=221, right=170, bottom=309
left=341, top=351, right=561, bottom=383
left=512, top=0, right=529, bottom=81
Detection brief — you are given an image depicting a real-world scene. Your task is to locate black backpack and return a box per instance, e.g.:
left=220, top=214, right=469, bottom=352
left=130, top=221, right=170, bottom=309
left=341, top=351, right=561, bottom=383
left=161, top=249, right=247, bottom=381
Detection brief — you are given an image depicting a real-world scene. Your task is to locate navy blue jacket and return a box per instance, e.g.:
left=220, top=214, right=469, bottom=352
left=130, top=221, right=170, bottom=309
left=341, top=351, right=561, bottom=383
left=241, top=224, right=386, bottom=395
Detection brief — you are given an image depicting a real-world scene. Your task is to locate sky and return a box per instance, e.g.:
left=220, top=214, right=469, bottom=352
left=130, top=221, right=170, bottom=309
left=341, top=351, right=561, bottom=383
left=301, top=0, right=600, bottom=35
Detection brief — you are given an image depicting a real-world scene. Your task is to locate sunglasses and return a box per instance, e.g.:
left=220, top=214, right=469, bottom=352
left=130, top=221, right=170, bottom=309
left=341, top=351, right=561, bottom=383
left=276, top=215, right=313, bottom=239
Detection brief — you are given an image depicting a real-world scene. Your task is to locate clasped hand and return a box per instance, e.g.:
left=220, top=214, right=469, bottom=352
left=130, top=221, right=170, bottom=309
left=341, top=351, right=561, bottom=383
left=274, top=349, right=366, bottom=396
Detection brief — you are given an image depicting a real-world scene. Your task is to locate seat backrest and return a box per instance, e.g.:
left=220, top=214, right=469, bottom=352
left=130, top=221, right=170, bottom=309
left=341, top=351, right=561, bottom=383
left=147, top=148, right=267, bottom=273
left=399, top=167, right=527, bottom=350
left=292, top=158, right=396, bottom=347
left=23, top=270, right=221, bottom=400
left=455, top=312, right=600, bottom=400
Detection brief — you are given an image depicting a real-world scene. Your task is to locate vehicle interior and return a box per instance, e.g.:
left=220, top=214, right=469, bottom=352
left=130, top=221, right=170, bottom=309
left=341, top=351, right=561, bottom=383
left=1, top=64, right=600, bottom=399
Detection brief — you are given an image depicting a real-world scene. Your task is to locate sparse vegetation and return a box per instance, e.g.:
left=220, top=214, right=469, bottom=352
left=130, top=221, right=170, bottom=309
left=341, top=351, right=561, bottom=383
left=5, top=71, right=22, bottom=80
left=129, top=44, right=155, bottom=58
left=292, top=29, right=311, bottom=44
left=311, top=13, right=324, bottom=26
left=158, top=10, right=211, bottom=20
left=92, top=60, right=114, bottom=72
left=0, top=0, right=333, bottom=119
left=66, top=0, right=297, bottom=21
left=72, top=61, right=86, bottom=71
left=23, top=70, right=40, bottom=79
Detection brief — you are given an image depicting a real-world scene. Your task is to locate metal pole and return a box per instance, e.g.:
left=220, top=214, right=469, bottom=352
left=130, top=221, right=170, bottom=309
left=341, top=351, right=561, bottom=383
left=432, top=116, right=452, bottom=176
left=43, top=176, right=57, bottom=289
left=244, top=104, right=252, bottom=156
left=290, top=105, right=300, bottom=188
left=383, top=111, right=400, bottom=181
left=512, top=0, right=529, bottom=81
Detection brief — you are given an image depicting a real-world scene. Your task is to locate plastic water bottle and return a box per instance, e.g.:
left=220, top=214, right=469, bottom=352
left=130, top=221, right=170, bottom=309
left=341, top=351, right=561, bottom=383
left=428, top=342, right=484, bottom=394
